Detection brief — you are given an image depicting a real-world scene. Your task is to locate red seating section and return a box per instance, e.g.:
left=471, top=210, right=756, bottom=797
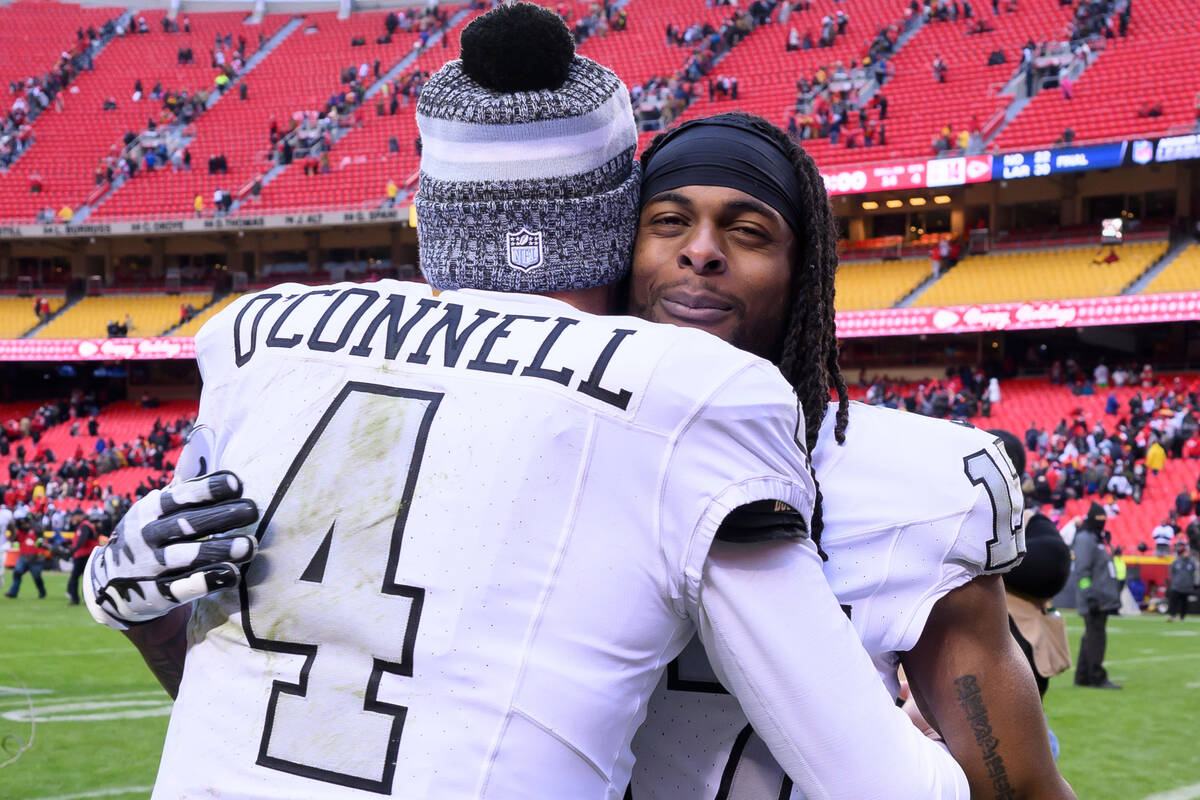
left=995, top=0, right=1200, bottom=149
left=96, top=11, right=431, bottom=220
left=2, top=10, right=283, bottom=221
left=2, top=1, right=1197, bottom=220
left=1, top=399, right=196, bottom=511
left=856, top=0, right=1075, bottom=162
left=247, top=9, right=472, bottom=216
left=0, top=0, right=118, bottom=98
left=671, top=0, right=906, bottom=154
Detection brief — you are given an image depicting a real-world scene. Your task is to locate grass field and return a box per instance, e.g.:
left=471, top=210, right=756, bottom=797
left=1, top=572, right=1197, bottom=799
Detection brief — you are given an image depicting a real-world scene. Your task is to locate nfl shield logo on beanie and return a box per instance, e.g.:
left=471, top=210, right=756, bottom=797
left=506, top=229, right=544, bottom=272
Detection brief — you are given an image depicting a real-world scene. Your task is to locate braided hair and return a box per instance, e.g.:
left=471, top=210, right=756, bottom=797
left=640, top=111, right=849, bottom=546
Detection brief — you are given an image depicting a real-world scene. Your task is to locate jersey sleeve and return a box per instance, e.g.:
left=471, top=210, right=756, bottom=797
left=951, top=434, right=1027, bottom=575
left=660, top=360, right=816, bottom=618
left=883, top=431, right=1028, bottom=658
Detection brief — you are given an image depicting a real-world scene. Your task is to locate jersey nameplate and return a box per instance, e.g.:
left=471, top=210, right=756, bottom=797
left=230, top=287, right=639, bottom=411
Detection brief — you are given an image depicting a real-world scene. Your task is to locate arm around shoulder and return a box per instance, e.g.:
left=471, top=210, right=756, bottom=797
left=695, top=537, right=970, bottom=800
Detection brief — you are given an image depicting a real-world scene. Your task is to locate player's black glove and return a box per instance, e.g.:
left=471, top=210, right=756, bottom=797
left=84, top=471, right=259, bottom=630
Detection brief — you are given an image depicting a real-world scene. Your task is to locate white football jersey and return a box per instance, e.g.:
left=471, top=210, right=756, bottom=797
left=154, top=280, right=815, bottom=800
left=629, top=401, right=1025, bottom=800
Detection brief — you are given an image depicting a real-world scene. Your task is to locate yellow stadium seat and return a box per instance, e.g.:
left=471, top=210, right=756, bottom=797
left=0, top=296, right=64, bottom=339
left=835, top=259, right=932, bottom=311
left=1142, top=243, right=1200, bottom=295
left=172, top=293, right=245, bottom=337
left=36, top=292, right=212, bottom=339
left=913, top=241, right=1168, bottom=307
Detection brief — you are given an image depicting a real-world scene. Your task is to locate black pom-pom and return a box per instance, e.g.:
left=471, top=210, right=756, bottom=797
left=460, top=3, right=575, bottom=93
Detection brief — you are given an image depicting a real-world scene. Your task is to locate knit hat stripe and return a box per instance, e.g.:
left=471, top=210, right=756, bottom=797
left=418, top=79, right=628, bottom=143
left=419, top=86, right=634, bottom=183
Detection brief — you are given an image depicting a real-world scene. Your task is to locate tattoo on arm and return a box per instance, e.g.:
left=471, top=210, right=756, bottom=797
left=954, top=674, right=1015, bottom=800
left=122, top=605, right=191, bottom=699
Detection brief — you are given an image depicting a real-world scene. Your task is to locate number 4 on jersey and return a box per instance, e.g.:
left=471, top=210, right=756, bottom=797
left=963, top=438, right=1026, bottom=573
left=239, top=382, right=441, bottom=794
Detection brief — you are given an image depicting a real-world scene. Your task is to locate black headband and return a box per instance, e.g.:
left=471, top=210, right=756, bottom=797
left=640, top=117, right=805, bottom=236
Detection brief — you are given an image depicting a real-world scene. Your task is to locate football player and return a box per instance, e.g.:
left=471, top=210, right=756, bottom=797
left=84, top=9, right=968, bottom=799
left=626, top=112, right=1076, bottom=800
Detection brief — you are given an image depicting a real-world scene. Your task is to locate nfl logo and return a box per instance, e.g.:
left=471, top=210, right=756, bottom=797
left=506, top=228, right=544, bottom=272
left=1131, top=140, right=1153, bottom=166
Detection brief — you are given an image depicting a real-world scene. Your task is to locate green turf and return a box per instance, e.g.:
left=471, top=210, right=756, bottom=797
left=1048, top=614, right=1200, bottom=800
left=1, top=573, right=1196, bottom=799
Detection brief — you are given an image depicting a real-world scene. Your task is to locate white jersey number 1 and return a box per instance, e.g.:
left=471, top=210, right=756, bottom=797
left=240, top=382, right=441, bottom=795
left=963, top=437, right=1024, bottom=572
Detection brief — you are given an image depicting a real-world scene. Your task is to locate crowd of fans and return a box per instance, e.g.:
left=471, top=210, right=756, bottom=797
left=1, top=17, right=118, bottom=170
left=0, top=393, right=187, bottom=540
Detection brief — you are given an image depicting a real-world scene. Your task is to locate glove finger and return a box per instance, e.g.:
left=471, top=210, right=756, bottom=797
left=158, top=563, right=241, bottom=606
left=159, top=534, right=258, bottom=570
left=142, top=499, right=259, bottom=547
left=157, top=471, right=243, bottom=516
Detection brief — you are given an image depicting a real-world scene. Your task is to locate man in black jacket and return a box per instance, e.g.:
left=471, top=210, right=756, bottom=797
left=1072, top=502, right=1122, bottom=688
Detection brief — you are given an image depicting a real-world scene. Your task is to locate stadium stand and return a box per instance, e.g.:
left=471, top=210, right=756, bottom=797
left=0, top=0, right=119, bottom=103
left=577, top=0, right=730, bottom=90
left=95, top=10, right=436, bottom=221
left=1141, top=243, right=1200, bottom=295
left=3, top=1, right=1196, bottom=218
left=986, top=377, right=1200, bottom=554
left=242, top=8, right=467, bottom=216
left=35, top=292, right=210, bottom=339
left=0, top=296, right=63, bottom=338
left=0, top=397, right=196, bottom=511
left=171, top=292, right=244, bottom=336
left=994, top=0, right=1200, bottom=150
left=868, top=0, right=1078, bottom=160
left=914, top=240, right=1168, bottom=306
left=834, top=257, right=931, bottom=310
left=668, top=0, right=906, bottom=154
left=1, top=10, right=283, bottom=222
left=89, top=10, right=295, bottom=221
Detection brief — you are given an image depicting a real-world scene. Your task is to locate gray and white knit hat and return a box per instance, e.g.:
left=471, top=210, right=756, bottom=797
left=414, top=3, right=639, bottom=293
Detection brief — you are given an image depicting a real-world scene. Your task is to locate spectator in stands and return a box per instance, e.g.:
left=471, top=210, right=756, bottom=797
left=250, top=173, right=263, bottom=202
left=102, top=96, right=118, bottom=111
left=193, top=194, right=204, bottom=217
left=29, top=171, right=42, bottom=193
left=385, top=179, right=399, bottom=208
left=932, top=53, right=947, bottom=82
left=1147, top=438, right=1167, bottom=474
left=1166, top=542, right=1196, bottom=621
left=56, top=205, right=73, bottom=223
left=1153, top=519, right=1177, bottom=556
left=1175, top=486, right=1194, bottom=518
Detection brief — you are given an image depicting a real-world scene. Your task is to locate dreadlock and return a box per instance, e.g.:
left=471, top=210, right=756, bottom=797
left=640, top=111, right=850, bottom=549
